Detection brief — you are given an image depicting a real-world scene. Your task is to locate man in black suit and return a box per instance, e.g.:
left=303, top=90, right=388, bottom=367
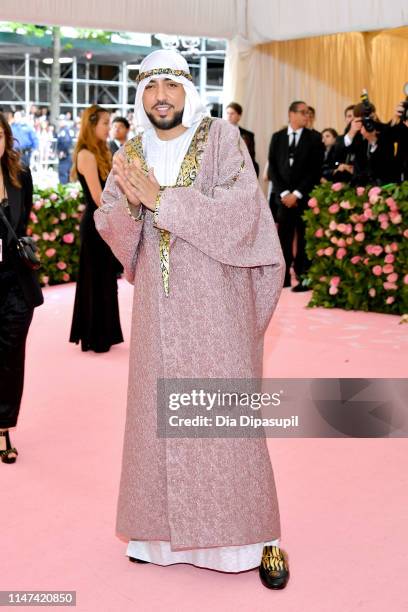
left=109, top=117, right=130, bottom=155
left=268, top=100, right=324, bottom=291
left=336, top=102, right=399, bottom=186
left=226, top=102, right=259, bottom=176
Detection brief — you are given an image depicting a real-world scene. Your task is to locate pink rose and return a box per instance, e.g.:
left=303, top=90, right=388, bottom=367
left=324, top=247, right=334, bottom=256
left=34, top=200, right=43, bottom=210
left=78, top=204, right=86, bottom=212
left=319, top=276, right=327, bottom=282
left=60, top=213, right=67, bottom=221
left=403, top=229, right=408, bottom=239
left=51, top=217, right=59, bottom=225
left=356, top=186, right=365, bottom=196
left=330, top=237, right=338, bottom=245
left=403, top=275, right=408, bottom=285
left=378, top=213, right=388, bottom=222
left=344, top=224, right=353, bottom=235
left=308, top=197, right=318, bottom=208
left=385, top=197, right=397, bottom=211
left=331, top=182, right=343, bottom=192
left=336, top=248, right=347, bottom=260
left=45, top=248, right=56, bottom=257
left=372, top=246, right=383, bottom=257
left=337, top=223, right=346, bottom=233
left=355, top=232, right=365, bottom=242
left=363, top=208, right=374, bottom=220
left=380, top=221, right=389, bottom=230
left=330, top=276, right=341, bottom=287
left=48, top=232, right=56, bottom=242
left=62, top=272, right=70, bottom=282
left=355, top=223, right=364, bottom=232
left=390, top=243, right=398, bottom=252
left=383, top=283, right=397, bottom=291
left=390, top=213, right=402, bottom=224
left=328, top=203, right=340, bottom=213
left=30, top=212, right=38, bottom=223
left=57, top=261, right=67, bottom=270
left=386, top=296, right=395, bottom=305
left=350, top=214, right=360, bottom=223
left=63, top=232, right=75, bottom=244
left=346, top=237, right=353, bottom=245
left=384, top=254, right=394, bottom=264
left=351, top=256, right=361, bottom=264
left=383, top=264, right=394, bottom=274
left=26, top=228, right=32, bottom=236
left=369, top=288, right=376, bottom=297
left=329, top=221, right=337, bottom=231
left=69, top=189, right=79, bottom=199
left=337, top=238, right=346, bottom=247
left=329, top=286, right=339, bottom=295
left=368, top=185, right=381, bottom=197
left=317, top=249, right=325, bottom=256
left=312, top=207, right=320, bottom=215
left=372, top=265, right=382, bottom=276
left=32, top=234, right=40, bottom=242
left=363, top=257, right=369, bottom=265
left=50, top=193, right=58, bottom=201
left=340, top=200, right=351, bottom=209
left=363, top=202, right=370, bottom=210
left=387, top=273, right=398, bottom=283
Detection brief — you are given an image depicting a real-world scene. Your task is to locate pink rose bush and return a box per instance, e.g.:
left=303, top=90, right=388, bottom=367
left=304, top=180, right=408, bottom=315
left=29, top=183, right=85, bottom=286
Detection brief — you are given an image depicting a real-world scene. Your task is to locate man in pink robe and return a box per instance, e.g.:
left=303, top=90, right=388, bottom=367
left=94, top=50, right=289, bottom=589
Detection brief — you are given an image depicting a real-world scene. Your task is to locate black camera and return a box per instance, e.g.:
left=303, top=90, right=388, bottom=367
left=360, top=90, right=376, bottom=132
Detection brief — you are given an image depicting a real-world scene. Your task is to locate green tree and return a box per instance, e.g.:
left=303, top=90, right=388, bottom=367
left=7, top=23, right=124, bottom=125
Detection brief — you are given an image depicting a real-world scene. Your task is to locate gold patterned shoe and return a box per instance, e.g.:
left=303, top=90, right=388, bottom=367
left=259, top=545, right=289, bottom=590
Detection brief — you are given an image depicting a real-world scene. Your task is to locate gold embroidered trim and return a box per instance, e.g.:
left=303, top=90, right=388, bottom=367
left=261, top=546, right=289, bottom=575
left=124, top=117, right=214, bottom=297
left=136, top=68, right=193, bottom=83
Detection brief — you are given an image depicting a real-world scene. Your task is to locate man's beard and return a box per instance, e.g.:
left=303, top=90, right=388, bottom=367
left=146, top=108, right=184, bottom=130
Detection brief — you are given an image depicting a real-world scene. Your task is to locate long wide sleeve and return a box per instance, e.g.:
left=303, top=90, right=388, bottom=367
left=94, top=151, right=144, bottom=284
left=155, top=121, right=283, bottom=271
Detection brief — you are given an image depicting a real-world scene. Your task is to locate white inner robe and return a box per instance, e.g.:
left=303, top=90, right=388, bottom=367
left=126, top=120, right=279, bottom=572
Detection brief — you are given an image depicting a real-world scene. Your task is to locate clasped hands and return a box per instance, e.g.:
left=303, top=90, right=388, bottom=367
left=113, top=154, right=160, bottom=212
left=281, top=193, right=298, bottom=208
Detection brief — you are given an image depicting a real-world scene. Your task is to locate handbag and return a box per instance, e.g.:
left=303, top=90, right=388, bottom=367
left=0, top=201, right=41, bottom=271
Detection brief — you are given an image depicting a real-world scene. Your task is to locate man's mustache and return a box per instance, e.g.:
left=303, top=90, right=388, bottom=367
left=153, top=101, right=174, bottom=109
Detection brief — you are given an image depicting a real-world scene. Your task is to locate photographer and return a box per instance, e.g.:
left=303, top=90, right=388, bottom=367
left=0, top=112, right=43, bottom=464
left=336, top=101, right=399, bottom=186
left=390, top=98, right=408, bottom=181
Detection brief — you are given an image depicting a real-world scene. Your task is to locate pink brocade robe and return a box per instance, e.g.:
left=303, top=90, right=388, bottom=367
left=94, top=118, right=286, bottom=550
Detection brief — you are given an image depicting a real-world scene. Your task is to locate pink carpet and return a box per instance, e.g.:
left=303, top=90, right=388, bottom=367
left=1, top=280, right=407, bottom=611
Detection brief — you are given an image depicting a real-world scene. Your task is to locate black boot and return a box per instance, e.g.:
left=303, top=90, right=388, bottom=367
left=259, top=545, right=289, bottom=589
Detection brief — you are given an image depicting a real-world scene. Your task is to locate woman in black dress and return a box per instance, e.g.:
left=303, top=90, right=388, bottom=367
left=69, top=105, right=123, bottom=353
left=0, top=112, right=43, bottom=463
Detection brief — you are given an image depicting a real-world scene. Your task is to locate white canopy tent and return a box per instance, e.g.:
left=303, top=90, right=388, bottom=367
left=2, top=0, right=408, bottom=170
left=1, top=0, right=407, bottom=42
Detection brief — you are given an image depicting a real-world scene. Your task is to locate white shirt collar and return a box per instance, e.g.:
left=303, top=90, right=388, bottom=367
left=287, top=126, right=303, bottom=136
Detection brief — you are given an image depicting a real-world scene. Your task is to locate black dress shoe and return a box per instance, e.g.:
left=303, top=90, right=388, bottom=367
left=259, top=546, right=289, bottom=590
left=129, top=556, right=149, bottom=564
left=291, top=278, right=312, bottom=292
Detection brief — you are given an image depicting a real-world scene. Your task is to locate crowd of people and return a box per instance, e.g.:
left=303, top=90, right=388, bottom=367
left=226, top=96, right=408, bottom=292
